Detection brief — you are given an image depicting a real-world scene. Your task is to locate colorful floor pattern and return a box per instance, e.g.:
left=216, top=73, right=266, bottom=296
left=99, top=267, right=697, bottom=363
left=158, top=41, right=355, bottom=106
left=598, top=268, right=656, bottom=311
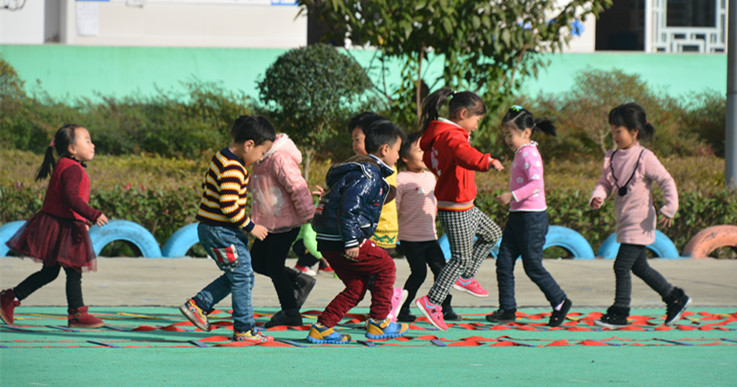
left=2, top=307, right=736, bottom=349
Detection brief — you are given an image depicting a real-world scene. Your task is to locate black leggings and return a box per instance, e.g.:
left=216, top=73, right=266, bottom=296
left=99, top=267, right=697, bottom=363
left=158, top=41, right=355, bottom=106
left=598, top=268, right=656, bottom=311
left=13, top=264, right=84, bottom=309
left=251, top=228, right=301, bottom=310
left=613, top=243, right=673, bottom=308
left=399, top=240, right=448, bottom=312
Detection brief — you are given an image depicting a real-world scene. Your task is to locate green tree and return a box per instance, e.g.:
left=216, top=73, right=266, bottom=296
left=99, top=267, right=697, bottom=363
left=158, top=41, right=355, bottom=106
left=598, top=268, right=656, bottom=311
left=257, top=43, right=372, bottom=177
left=299, top=0, right=611, bottom=129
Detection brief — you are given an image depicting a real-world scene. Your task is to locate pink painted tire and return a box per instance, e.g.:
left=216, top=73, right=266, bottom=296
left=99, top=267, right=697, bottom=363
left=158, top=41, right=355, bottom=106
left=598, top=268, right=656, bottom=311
left=682, top=225, right=737, bottom=258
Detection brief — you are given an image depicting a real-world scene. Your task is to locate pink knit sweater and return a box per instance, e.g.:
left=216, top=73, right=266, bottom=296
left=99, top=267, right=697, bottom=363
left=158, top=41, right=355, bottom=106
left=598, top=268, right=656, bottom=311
left=509, top=141, right=547, bottom=211
left=396, top=170, right=438, bottom=242
left=590, top=143, right=678, bottom=245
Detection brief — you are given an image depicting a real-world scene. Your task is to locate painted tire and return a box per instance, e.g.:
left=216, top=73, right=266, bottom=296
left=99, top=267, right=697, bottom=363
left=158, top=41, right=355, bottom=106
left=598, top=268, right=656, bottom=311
left=682, top=225, right=737, bottom=258
left=162, top=223, right=200, bottom=258
left=0, top=220, right=26, bottom=257
left=439, top=225, right=594, bottom=260
left=89, top=220, right=162, bottom=258
left=544, top=226, right=596, bottom=259
left=438, top=233, right=501, bottom=260
left=597, top=230, right=680, bottom=259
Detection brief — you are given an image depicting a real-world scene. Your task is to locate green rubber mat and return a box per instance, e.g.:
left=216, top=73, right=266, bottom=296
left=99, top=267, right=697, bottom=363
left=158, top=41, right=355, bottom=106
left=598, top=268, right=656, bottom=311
left=1, top=307, right=735, bottom=385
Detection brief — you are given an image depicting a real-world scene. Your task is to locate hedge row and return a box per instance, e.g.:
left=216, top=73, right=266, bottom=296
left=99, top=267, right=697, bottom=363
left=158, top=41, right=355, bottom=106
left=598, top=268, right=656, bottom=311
left=2, top=183, right=735, bottom=257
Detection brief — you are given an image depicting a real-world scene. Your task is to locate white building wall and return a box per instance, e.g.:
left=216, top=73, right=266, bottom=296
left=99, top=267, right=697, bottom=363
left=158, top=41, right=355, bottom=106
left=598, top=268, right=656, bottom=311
left=0, top=0, right=46, bottom=44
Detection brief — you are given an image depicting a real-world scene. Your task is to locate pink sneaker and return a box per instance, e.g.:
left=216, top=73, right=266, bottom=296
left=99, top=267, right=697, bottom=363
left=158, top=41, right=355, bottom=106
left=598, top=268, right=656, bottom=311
left=387, top=288, right=408, bottom=323
left=415, top=296, right=448, bottom=331
left=453, top=277, right=489, bottom=297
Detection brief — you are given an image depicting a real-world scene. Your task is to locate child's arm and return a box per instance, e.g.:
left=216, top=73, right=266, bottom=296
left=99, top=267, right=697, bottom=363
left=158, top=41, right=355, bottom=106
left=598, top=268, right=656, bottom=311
left=275, top=155, right=315, bottom=223
left=505, top=151, right=544, bottom=205
left=219, top=165, right=256, bottom=232
left=60, top=166, right=106, bottom=225
left=590, top=152, right=614, bottom=209
left=337, top=175, right=368, bottom=250
left=644, top=152, right=678, bottom=226
left=442, top=131, right=500, bottom=172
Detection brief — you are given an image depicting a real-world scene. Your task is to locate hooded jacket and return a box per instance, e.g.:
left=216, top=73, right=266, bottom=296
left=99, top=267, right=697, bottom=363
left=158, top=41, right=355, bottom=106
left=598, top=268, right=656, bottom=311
left=250, top=133, right=314, bottom=232
left=312, top=155, right=394, bottom=250
left=420, top=119, right=493, bottom=209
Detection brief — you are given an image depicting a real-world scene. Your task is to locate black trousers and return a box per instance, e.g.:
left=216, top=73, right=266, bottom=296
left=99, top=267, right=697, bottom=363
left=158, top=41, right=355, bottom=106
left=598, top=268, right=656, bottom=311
left=251, top=228, right=301, bottom=310
left=399, top=240, right=448, bottom=312
left=14, top=264, right=84, bottom=309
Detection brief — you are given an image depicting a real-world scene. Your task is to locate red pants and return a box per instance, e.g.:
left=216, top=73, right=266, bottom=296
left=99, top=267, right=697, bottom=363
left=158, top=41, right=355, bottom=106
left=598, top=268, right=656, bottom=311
left=318, top=240, right=396, bottom=327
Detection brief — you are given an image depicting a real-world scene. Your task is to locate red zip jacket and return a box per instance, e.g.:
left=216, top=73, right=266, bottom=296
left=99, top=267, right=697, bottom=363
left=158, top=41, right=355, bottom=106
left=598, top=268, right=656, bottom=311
left=420, top=119, right=494, bottom=207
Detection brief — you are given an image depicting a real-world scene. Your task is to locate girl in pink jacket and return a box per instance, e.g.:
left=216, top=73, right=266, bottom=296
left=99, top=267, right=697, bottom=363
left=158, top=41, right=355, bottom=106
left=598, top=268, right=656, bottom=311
left=250, top=133, right=316, bottom=328
left=590, top=103, right=690, bottom=329
left=486, top=106, right=571, bottom=327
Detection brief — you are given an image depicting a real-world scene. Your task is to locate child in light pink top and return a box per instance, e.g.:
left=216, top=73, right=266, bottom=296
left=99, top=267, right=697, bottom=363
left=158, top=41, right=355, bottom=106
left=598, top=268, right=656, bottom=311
left=590, top=103, right=690, bottom=329
left=395, top=132, right=459, bottom=322
left=486, top=105, right=571, bottom=328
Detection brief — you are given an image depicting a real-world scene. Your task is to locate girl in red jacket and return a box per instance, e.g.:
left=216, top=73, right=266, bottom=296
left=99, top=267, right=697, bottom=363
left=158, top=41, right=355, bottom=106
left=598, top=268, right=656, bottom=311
left=2, top=124, right=109, bottom=328
left=415, top=88, right=504, bottom=331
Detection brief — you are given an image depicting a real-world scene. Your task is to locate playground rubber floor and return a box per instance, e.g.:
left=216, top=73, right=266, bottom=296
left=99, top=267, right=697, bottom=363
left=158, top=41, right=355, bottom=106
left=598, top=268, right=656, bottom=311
left=2, top=306, right=736, bottom=385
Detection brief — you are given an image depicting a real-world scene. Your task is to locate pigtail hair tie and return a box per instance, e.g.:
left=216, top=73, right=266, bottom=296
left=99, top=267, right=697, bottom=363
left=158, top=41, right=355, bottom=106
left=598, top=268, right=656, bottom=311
left=50, top=139, right=56, bottom=148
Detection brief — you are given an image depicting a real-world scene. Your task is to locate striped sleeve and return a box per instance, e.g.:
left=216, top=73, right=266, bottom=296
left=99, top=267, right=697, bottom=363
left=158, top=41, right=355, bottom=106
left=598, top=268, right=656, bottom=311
left=196, top=151, right=254, bottom=230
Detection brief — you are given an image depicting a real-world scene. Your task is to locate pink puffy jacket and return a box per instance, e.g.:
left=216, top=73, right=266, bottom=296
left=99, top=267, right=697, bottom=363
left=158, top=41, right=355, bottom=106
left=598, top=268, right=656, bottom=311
left=250, top=134, right=315, bottom=233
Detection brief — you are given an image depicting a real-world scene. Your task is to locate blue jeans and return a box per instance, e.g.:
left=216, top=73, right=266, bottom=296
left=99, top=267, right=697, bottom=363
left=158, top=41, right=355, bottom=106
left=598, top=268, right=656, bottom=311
left=495, top=211, right=566, bottom=310
left=193, top=223, right=255, bottom=332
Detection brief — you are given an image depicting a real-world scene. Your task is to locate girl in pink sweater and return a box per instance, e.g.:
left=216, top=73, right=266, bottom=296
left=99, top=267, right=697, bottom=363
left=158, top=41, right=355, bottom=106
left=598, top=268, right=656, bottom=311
left=486, top=106, right=571, bottom=327
left=590, top=103, right=690, bottom=328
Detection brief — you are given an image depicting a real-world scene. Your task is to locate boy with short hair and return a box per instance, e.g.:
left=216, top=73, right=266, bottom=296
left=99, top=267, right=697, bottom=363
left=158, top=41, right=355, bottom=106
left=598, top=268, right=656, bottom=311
left=307, top=119, right=409, bottom=344
left=179, top=115, right=276, bottom=343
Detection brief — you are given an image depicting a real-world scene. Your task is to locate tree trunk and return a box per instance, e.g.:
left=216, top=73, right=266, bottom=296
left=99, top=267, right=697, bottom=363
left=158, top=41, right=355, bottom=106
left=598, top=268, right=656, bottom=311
left=303, top=147, right=314, bottom=181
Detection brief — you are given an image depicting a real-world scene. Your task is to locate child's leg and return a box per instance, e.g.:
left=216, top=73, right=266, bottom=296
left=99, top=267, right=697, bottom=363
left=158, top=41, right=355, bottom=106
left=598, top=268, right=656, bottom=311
left=251, top=228, right=301, bottom=310
left=400, top=241, right=429, bottom=312
left=293, top=239, right=320, bottom=267
left=462, top=207, right=503, bottom=278
left=12, top=264, right=62, bottom=301
left=62, top=267, right=84, bottom=309
left=517, top=212, right=567, bottom=307
left=631, top=250, right=674, bottom=299
left=225, top=231, right=256, bottom=332
left=612, top=244, right=646, bottom=308
left=496, top=222, right=521, bottom=310
left=317, top=250, right=371, bottom=327
left=360, top=241, right=397, bottom=321
left=427, top=209, right=476, bottom=304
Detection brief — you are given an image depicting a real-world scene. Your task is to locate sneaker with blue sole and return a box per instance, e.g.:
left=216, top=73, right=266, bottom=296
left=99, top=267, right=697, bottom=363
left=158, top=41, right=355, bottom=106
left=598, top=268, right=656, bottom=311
left=306, top=323, right=351, bottom=344
left=365, top=317, right=409, bottom=339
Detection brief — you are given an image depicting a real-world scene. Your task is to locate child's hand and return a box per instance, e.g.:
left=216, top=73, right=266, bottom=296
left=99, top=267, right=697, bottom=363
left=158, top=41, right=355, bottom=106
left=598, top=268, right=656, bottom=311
left=590, top=197, right=603, bottom=210
left=496, top=192, right=513, bottom=205
left=95, top=214, right=109, bottom=227
left=657, top=215, right=672, bottom=228
left=311, top=185, right=325, bottom=198
left=343, top=247, right=359, bottom=259
left=490, top=159, right=504, bottom=171
left=250, top=224, right=269, bottom=241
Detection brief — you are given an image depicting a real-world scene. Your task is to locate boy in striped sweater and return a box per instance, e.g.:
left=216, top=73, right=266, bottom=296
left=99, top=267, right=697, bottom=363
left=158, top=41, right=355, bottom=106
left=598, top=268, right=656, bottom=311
left=179, top=115, right=276, bottom=343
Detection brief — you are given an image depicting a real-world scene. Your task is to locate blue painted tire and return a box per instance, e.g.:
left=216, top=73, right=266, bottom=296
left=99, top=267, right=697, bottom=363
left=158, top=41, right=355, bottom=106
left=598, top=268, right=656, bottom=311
left=162, top=223, right=200, bottom=258
left=0, top=220, right=26, bottom=257
left=596, top=230, right=680, bottom=259
left=438, top=234, right=501, bottom=260
left=438, top=225, right=594, bottom=260
left=89, top=220, right=162, bottom=258
left=544, top=226, right=595, bottom=260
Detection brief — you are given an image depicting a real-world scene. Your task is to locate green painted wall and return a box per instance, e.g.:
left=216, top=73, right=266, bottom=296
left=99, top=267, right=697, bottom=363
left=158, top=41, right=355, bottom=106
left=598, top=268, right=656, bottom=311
left=0, top=45, right=727, bottom=103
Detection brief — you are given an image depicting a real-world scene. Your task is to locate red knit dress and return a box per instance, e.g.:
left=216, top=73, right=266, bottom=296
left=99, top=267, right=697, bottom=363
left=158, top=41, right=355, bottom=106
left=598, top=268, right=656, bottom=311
left=6, top=157, right=102, bottom=271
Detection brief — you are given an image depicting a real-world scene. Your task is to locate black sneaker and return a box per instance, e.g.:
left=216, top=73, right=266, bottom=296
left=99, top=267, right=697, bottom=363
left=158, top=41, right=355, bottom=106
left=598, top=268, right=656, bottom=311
left=441, top=294, right=461, bottom=321
left=397, top=311, right=417, bottom=322
left=264, top=309, right=303, bottom=328
left=548, top=298, right=572, bottom=327
left=485, top=308, right=517, bottom=323
left=293, top=272, right=317, bottom=308
left=664, top=287, right=691, bottom=326
left=594, top=306, right=630, bottom=329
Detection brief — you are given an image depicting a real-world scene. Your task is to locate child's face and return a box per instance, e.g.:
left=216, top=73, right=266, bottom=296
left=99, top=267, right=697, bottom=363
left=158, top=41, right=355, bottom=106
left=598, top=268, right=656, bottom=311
left=611, top=125, right=638, bottom=150
left=402, top=139, right=426, bottom=172
left=377, top=137, right=402, bottom=168
left=242, top=140, right=273, bottom=167
left=351, top=127, right=368, bottom=156
left=502, top=123, right=531, bottom=152
left=69, top=127, right=95, bottom=162
left=455, top=109, right=484, bottom=133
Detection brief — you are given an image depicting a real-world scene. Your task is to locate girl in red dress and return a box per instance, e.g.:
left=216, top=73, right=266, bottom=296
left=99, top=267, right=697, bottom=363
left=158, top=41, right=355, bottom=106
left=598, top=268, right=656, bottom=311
left=2, top=124, right=109, bottom=328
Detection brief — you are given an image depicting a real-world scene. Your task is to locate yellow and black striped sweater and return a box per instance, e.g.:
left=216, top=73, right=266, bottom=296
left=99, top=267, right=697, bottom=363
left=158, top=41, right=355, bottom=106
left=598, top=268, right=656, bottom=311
left=195, top=147, right=255, bottom=231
